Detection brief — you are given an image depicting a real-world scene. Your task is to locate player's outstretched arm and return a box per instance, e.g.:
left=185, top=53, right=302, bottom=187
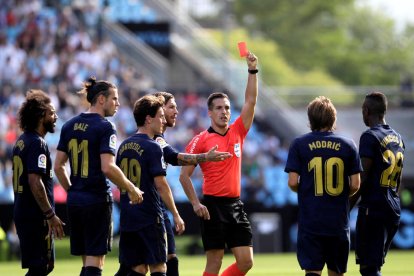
left=177, top=145, right=232, bottom=165
left=101, top=153, right=144, bottom=205
left=179, top=166, right=210, bottom=220
left=240, top=52, right=258, bottom=131
left=154, top=176, right=185, bottom=235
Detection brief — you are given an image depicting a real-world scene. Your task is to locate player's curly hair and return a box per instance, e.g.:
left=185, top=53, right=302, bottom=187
left=78, top=76, right=116, bottom=104
left=133, top=95, right=165, bottom=127
left=307, top=96, right=337, bottom=131
left=18, top=89, right=52, bottom=131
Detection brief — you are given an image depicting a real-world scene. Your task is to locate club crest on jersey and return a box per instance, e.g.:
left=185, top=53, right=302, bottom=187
left=38, top=154, right=47, bottom=169
left=109, top=134, right=117, bottom=149
left=155, top=136, right=168, bottom=149
left=234, top=143, right=241, bottom=158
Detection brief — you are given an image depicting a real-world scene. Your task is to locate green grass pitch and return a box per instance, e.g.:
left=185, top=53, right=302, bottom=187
left=1, top=248, right=413, bottom=275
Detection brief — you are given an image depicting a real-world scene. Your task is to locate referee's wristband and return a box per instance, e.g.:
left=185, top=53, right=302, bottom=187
left=248, top=69, right=259, bottom=74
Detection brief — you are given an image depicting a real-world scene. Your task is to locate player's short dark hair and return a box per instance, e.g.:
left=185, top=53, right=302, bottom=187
left=153, top=91, right=174, bottom=104
left=78, top=76, right=116, bottom=104
left=18, top=89, right=52, bottom=131
left=364, top=91, right=387, bottom=117
left=207, top=92, right=229, bottom=110
left=133, top=95, right=165, bottom=127
left=307, top=96, right=336, bottom=131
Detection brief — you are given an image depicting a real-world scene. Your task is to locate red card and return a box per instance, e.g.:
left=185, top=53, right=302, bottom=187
left=238, top=41, right=248, bottom=57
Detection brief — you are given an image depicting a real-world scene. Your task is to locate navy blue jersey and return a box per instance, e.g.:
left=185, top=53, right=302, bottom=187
left=116, top=133, right=167, bottom=231
left=154, top=134, right=179, bottom=166
left=285, top=131, right=362, bottom=235
left=13, top=132, right=54, bottom=220
left=358, top=125, right=404, bottom=218
left=57, top=113, right=116, bottom=206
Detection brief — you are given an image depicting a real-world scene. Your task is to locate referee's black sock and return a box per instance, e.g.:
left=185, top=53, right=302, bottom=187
left=167, top=256, right=179, bottom=276
left=305, top=273, right=320, bottom=276
left=84, top=266, right=102, bottom=276
left=80, top=267, right=86, bottom=276
left=151, top=272, right=166, bottom=276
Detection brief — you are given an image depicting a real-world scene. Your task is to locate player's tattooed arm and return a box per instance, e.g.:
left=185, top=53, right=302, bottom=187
left=177, top=145, right=232, bottom=165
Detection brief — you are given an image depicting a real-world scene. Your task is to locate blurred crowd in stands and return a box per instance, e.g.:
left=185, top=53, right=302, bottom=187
left=0, top=0, right=295, bottom=248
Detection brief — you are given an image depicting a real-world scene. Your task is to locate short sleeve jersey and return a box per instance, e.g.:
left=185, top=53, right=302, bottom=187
left=185, top=116, right=248, bottom=198
left=358, top=124, right=405, bottom=218
left=116, top=133, right=167, bottom=231
left=13, top=132, right=54, bottom=220
left=154, top=134, right=179, bottom=166
left=57, top=113, right=116, bottom=206
left=285, top=131, right=362, bottom=235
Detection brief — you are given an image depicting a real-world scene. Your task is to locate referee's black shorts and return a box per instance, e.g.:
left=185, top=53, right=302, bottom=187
left=201, top=195, right=252, bottom=251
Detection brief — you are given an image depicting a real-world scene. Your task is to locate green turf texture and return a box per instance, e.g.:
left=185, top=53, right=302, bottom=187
left=1, top=238, right=413, bottom=276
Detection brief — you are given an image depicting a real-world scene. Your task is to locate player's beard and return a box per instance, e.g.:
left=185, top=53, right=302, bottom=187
left=44, top=120, right=56, bottom=133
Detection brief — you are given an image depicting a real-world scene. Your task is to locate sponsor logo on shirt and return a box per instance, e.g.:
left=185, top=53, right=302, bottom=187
left=109, top=134, right=117, bottom=149
left=234, top=143, right=241, bottom=158
left=38, top=154, right=47, bottom=169
left=155, top=136, right=168, bottom=149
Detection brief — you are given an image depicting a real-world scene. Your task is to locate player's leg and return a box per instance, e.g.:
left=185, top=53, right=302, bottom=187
left=119, top=230, right=147, bottom=275
left=296, top=231, right=324, bottom=276
left=114, top=263, right=132, bottom=276
left=134, top=222, right=168, bottom=275
left=164, top=214, right=179, bottom=276
left=325, top=233, right=349, bottom=276
left=355, top=208, right=383, bottom=276
left=15, top=216, right=54, bottom=276
left=83, top=202, right=112, bottom=275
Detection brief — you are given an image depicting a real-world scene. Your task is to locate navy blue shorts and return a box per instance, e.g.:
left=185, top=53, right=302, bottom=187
left=355, top=207, right=400, bottom=267
left=67, top=202, right=112, bottom=256
left=201, top=196, right=252, bottom=251
left=297, top=230, right=350, bottom=273
left=14, top=216, right=54, bottom=268
left=119, top=222, right=167, bottom=266
left=164, top=212, right=176, bottom=255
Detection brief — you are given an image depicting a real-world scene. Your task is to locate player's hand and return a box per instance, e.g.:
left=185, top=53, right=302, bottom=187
left=46, top=215, right=65, bottom=240
left=128, top=185, right=144, bottom=205
left=193, top=203, right=210, bottom=220
left=246, top=52, right=258, bottom=69
left=173, top=214, right=185, bottom=235
left=206, top=145, right=232, bottom=162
